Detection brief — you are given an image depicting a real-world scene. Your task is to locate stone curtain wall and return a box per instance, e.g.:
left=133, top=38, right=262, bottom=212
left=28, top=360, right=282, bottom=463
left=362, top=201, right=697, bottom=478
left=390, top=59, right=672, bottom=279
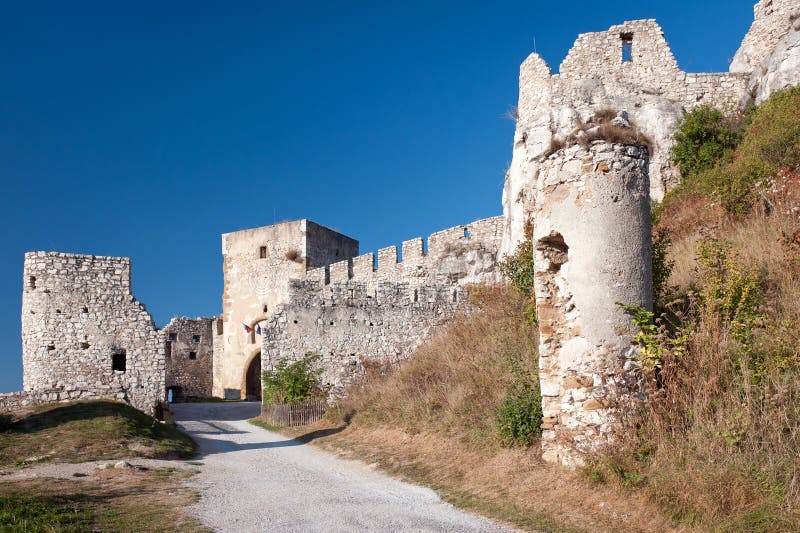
left=164, top=317, right=214, bottom=400
left=501, top=19, right=750, bottom=257
left=533, top=142, right=651, bottom=468
left=260, top=216, right=503, bottom=395
left=306, top=217, right=504, bottom=289
left=263, top=281, right=469, bottom=396
left=21, top=252, right=165, bottom=416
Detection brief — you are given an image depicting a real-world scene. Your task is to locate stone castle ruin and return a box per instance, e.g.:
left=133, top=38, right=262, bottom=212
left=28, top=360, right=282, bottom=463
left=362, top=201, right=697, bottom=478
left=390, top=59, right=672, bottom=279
left=4, top=0, right=798, bottom=466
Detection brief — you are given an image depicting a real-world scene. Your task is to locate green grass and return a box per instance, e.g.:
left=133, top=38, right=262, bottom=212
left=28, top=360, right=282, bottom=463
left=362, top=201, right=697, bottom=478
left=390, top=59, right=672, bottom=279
left=0, top=493, right=93, bottom=532
left=248, top=417, right=283, bottom=432
left=0, top=400, right=196, bottom=468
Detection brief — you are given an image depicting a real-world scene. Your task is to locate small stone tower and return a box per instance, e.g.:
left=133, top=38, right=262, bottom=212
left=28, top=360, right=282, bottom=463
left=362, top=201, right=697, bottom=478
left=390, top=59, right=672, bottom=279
left=533, top=141, right=652, bottom=468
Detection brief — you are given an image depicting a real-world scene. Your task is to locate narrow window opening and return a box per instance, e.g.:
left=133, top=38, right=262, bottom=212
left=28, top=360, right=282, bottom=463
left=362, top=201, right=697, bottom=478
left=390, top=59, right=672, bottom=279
left=29, top=276, right=36, bottom=289
left=168, top=333, right=177, bottom=341
left=112, top=350, right=127, bottom=372
left=259, top=246, right=267, bottom=259
left=263, top=305, right=269, bottom=313
left=621, top=33, right=633, bottom=63
left=192, top=335, right=200, bottom=343
left=413, top=289, right=418, bottom=302
left=80, top=342, right=90, bottom=350
left=463, top=227, right=471, bottom=238
left=47, top=344, right=55, bottom=351
left=452, top=289, right=458, bottom=303
left=55, top=309, right=61, bottom=314
left=335, top=249, right=339, bottom=257
left=189, top=351, right=197, bottom=360
left=165, top=341, right=172, bottom=358
left=81, top=307, right=88, bottom=314
left=216, top=320, right=223, bottom=335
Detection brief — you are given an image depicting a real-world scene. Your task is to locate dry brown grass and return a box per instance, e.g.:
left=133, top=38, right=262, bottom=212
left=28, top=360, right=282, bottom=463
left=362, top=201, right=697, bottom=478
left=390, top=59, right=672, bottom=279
left=621, top=171, right=800, bottom=529
left=278, top=288, right=676, bottom=531
left=0, top=466, right=204, bottom=531
left=284, top=249, right=304, bottom=263
left=330, top=286, right=536, bottom=449
left=542, top=110, right=654, bottom=158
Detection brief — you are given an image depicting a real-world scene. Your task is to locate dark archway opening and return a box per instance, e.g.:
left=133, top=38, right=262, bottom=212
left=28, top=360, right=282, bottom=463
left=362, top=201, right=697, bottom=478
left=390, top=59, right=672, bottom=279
left=245, top=354, right=262, bottom=401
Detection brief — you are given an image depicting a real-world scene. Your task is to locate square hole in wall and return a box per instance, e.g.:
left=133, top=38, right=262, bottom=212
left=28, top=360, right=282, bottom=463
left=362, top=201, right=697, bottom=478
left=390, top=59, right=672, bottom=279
left=192, top=335, right=200, bottom=343
left=189, top=351, right=197, bottom=360
left=80, top=342, right=90, bottom=350
left=169, top=333, right=177, bottom=341
left=259, top=246, right=267, bottom=259
left=29, top=276, right=36, bottom=289
left=216, top=320, right=224, bottom=335
left=112, top=350, right=126, bottom=372
left=621, top=32, right=633, bottom=63
left=46, top=344, right=55, bottom=351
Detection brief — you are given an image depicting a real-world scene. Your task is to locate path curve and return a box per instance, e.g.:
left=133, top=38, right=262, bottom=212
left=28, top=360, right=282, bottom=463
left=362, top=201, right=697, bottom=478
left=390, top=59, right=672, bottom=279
left=173, top=402, right=515, bottom=533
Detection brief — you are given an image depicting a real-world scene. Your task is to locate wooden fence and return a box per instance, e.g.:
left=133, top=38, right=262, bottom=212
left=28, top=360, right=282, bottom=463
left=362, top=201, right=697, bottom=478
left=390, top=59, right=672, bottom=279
left=261, top=401, right=327, bottom=427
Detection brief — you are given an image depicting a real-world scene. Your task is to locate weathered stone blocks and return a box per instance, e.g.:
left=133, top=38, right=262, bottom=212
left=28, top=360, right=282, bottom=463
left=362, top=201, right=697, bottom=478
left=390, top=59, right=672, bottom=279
left=533, top=142, right=652, bottom=468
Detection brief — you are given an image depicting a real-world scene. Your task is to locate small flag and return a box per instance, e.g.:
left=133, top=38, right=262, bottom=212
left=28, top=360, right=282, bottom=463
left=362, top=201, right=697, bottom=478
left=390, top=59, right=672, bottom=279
left=243, top=323, right=253, bottom=333
left=256, top=325, right=262, bottom=336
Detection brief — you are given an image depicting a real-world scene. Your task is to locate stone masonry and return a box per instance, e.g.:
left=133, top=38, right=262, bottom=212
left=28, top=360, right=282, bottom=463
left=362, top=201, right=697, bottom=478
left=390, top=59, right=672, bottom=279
left=500, top=3, right=799, bottom=258
left=261, top=216, right=504, bottom=394
left=214, top=220, right=359, bottom=399
left=164, top=317, right=214, bottom=400
left=533, top=141, right=652, bottom=468
left=21, top=252, right=166, bottom=416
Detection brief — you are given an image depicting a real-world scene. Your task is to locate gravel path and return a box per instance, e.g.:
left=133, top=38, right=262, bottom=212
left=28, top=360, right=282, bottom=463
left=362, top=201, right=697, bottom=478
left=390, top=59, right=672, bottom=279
left=172, top=402, right=516, bottom=533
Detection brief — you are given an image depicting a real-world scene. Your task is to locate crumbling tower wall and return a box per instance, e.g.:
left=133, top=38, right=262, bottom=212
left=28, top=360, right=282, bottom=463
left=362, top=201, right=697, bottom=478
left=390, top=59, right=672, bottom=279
left=533, top=142, right=652, bottom=468
left=21, top=252, right=165, bottom=416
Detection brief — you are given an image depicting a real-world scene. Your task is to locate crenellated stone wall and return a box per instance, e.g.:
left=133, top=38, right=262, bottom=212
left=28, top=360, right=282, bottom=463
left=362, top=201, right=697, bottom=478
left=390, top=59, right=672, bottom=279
left=20, top=252, right=166, bottom=416
left=533, top=142, right=651, bottom=468
left=164, top=317, right=214, bottom=400
left=262, top=281, right=469, bottom=396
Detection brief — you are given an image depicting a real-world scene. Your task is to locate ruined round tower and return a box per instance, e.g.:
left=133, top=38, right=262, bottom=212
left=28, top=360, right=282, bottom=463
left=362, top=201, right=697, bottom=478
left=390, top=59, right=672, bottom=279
left=533, top=139, right=652, bottom=468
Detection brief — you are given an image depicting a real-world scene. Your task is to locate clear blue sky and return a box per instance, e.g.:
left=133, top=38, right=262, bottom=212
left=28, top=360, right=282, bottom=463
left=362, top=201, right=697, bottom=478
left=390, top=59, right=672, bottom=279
left=0, top=1, right=755, bottom=392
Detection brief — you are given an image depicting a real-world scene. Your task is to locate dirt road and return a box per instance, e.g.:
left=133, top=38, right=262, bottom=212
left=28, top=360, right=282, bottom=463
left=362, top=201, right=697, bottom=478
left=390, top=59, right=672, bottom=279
left=172, top=402, right=514, bottom=532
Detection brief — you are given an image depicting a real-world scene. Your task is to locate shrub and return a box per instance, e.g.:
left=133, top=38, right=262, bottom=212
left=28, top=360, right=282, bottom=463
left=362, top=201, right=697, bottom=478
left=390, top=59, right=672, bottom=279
left=651, top=228, right=675, bottom=309
left=671, top=105, right=742, bottom=180
left=498, top=224, right=536, bottom=324
left=284, top=249, right=304, bottom=263
left=496, top=373, right=542, bottom=447
left=262, top=353, right=326, bottom=404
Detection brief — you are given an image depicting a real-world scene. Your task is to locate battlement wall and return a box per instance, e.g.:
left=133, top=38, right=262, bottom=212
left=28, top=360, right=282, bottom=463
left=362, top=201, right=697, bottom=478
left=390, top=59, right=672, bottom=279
left=262, top=280, right=469, bottom=395
left=305, top=216, right=504, bottom=289
left=21, top=252, right=165, bottom=415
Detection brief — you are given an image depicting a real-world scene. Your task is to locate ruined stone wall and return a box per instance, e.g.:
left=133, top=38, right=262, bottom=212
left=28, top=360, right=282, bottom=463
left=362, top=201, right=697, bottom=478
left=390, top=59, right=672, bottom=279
left=306, top=216, right=504, bottom=289
left=215, top=219, right=358, bottom=399
left=164, top=317, right=214, bottom=400
left=21, top=252, right=165, bottom=416
left=262, top=281, right=469, bottom=396
left=259, top=216, right=503, bottom=395
left=533, top=142, right=651, bottom=468
left=501, top=19, right=750, bottom=257
left=731, top=0, right=798, bottom=76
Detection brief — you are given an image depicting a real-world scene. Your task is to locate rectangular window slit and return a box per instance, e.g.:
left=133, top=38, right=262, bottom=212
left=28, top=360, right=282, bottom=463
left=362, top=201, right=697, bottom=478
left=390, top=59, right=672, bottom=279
left=189, top=351, right=197, bottom=360
left=621, top=33, right=633, bottom=63
left=112, top=350, right=127, bottom=372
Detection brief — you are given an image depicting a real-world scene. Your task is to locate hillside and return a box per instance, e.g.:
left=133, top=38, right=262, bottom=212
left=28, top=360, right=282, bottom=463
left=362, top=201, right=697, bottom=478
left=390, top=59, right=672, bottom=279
left=288, top=87, right=800, bottom=532
left=0, top=400, right=202, bottom=531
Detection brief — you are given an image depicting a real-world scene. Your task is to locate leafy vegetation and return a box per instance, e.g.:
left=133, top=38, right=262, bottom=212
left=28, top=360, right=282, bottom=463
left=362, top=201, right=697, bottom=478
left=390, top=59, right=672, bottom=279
left=671, top=105, right=743, bottom=180
left=262, top=353, right=326, bottom=404
left=599, top=88, right=800, bottom=530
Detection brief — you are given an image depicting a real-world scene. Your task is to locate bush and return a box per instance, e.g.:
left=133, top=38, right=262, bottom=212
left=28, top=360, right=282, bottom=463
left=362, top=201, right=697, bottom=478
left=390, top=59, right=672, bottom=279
left=498, top=225, right=537, bottom=324
left=671, top=105, right=742, bottom=180
left=262, top=353, right=326, bottom=404
left=496, top=378, right=542, bottom=447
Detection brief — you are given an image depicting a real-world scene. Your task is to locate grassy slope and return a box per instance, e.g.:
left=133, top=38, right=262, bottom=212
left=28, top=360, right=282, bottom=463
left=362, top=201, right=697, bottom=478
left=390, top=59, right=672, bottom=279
left=0, top=400, right=195, bottom=468
left=0, top=400, right=202, bottom=531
